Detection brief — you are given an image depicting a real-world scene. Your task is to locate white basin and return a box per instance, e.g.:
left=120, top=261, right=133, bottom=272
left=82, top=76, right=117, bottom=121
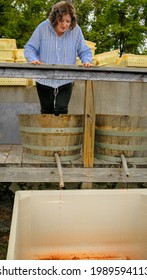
left=7, top=189, right=147, bottom=260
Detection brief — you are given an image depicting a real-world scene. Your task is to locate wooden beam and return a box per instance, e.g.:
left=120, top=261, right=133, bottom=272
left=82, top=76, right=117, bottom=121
left=0, top=63, right=146, bottom=82
left=83, top=80, right=95, bottom=167
left=0, top=167, right=146, bottom=183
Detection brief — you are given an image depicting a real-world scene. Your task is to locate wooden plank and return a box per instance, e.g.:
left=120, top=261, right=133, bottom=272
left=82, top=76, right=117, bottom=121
left=82, top=82, right=95, bottom=188
left=83, top=80, right=95, bottom=167
left=0, top=167, right=146, bottom=182
left=0, top=63, right=146, bottom=82
left=0, top=145, right=146, bottom=168
left=5, top=145, right=23, bottom=166
left=0, top=145, right=12, bottom=165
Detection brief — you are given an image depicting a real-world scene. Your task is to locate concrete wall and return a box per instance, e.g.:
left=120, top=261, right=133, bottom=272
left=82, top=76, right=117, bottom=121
left=0, top=81, right=146, bottom=144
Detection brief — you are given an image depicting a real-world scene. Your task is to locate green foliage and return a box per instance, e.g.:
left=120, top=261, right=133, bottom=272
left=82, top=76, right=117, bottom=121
left=0, top=0, right=147, bottom=53
left=73, top=0, right=93, bottom=33
left=0, top=0, right=54, bottom=47
left=90, top=0, right=147, bottom=54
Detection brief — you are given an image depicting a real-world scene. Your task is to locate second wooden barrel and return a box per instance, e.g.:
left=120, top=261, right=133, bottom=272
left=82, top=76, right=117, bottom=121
left=95, top=114, right=147, bottom=163
left=19, top=114, right=84, bottom=162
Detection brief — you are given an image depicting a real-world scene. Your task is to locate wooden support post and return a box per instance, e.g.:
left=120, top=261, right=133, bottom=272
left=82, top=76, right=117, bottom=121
left=82, top=80, right=95, bottom=189
left=83, top=80, right=95, bottom=167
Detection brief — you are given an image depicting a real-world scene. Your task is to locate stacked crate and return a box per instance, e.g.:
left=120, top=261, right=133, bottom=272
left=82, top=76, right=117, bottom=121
left=115, top=54, right=147, bottom=68
left=0, top=38, right=34, bottom=86
left=0, top=39, right=16, bottom=62
left=14, top=49, right=26, bottom=63
left=94, top=49, right=119, bottom=66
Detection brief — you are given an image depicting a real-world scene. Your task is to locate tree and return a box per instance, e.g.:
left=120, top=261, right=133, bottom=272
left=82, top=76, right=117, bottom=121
left=0, top=0, right=15, bottom=38
left=0, top=0, right=55, bottom=47
left=90, top=0, right=147, bottom=54
left=72, top=0, right=94, bottom=35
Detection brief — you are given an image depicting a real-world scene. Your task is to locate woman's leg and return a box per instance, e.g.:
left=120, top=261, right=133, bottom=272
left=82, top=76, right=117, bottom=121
left=36, top=82, right=54, bottom=114
left=54, top=83, right=73, bottom=115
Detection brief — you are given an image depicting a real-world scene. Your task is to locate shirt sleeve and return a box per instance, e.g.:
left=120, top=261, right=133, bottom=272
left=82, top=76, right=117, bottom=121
left=24, top=25, right=41, bottom=62
left=76, top=26, right=92, bottom=63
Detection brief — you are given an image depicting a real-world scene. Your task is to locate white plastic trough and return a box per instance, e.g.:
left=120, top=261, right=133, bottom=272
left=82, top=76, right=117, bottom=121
left=7, top=189, right=147, bottom=260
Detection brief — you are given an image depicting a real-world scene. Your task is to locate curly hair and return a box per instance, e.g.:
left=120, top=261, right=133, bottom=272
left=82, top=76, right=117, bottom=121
left=49, top=1, right=77, bottom=30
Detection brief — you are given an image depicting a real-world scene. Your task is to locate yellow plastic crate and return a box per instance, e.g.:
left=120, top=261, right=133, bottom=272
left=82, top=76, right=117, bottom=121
left=114, top=54, right=129, bottom=67
left=0, top=78, right=35, bottom=86
left=85, top=40, right=97, bottom=56
left=127, top=55, right=147, bottom=67
left=0, top=39, right=17, bottom=50
left=94, top=50, right=119, bottom=66
left=0, top=50, right=15, bottom=61
left=14, top=49, right=27, bottom=62
left=114, top=54, right=147, bottom=68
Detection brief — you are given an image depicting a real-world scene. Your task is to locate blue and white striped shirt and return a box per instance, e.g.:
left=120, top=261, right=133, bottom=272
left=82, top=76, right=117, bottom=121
left=24, top=19, right=92, bottom=88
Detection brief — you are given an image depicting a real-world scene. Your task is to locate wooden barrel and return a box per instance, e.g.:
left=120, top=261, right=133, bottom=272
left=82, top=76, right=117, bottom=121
left=95, top=115, right=147, bottom=163
left=19, top=114, right=84, bottom=162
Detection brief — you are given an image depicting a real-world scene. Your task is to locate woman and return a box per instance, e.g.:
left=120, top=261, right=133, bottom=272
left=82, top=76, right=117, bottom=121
left=24, top=1, right=92, bottom=115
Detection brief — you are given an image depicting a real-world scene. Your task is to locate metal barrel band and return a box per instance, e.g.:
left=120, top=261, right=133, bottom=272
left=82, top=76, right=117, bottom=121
left=95, top=142, right=147, bottom=151
left=23, top=152, right=81, bottom=162
left=95, top=129, right=147, bottom=137
left=22, top=143, right=82, bottom=151
left=94, top=153, right=147, bottom=164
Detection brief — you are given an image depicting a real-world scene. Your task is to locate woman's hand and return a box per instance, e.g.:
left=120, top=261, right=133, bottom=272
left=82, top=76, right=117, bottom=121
left=31, top=60, right=43, bottom=64
left=82, top=62, right=93, bottom=67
